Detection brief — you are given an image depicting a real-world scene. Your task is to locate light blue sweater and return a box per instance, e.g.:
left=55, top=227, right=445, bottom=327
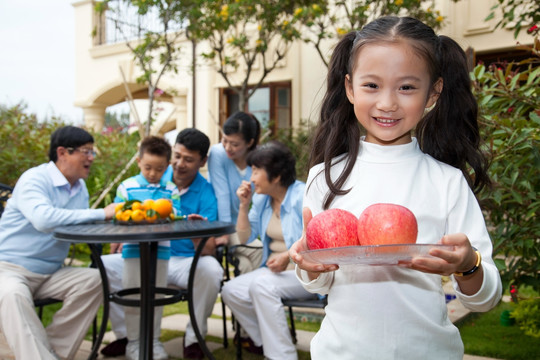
left=246, top=180, right=305, bottom=266
left=0, top=162, right=106, bottom=274
left=207, top=143, right=252, bottom=224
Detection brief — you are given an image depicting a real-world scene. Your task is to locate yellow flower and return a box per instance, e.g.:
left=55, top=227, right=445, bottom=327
left=256, top=39, right=263, bottom=46
left=395, top=0, right=403, bottom=6
left=258, top=25, right=262, bottom=31
left=436, top=16, right=444, bottom=23
left=227, top=37, right=234, bottom=44
left=220, top=4, right=229, bottom=18
left=283, top=20, right=289, bottom=27
left=312, top=4, right=320, bottom=11
left=336, top=27, right=348, bottom=36
left=294, top=8, right=303, bottom=16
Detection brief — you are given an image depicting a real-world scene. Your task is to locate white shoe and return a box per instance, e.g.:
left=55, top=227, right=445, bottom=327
left=125, top=340, right=139, bottom=360
left=153, top=340, right=168, bottom=360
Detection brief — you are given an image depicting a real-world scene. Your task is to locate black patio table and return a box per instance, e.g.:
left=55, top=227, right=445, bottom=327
left=53, top=220, right=235, bottom=360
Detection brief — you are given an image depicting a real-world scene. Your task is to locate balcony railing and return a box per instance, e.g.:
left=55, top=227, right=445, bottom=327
left=94, top=2, right=183, bottom=46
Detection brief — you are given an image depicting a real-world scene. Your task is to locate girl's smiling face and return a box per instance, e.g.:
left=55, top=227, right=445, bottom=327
left=345, top=41, right=442, bottom=146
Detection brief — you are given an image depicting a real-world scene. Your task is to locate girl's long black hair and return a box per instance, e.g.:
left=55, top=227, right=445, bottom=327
left=309, top=16, right=490, bottom=209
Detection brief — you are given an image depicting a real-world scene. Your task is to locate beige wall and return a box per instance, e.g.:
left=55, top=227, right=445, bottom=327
left=72, top=0, right=532, bottom=140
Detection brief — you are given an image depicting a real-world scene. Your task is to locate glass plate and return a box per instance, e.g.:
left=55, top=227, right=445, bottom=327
left=299, top=244, right=454, bottom=266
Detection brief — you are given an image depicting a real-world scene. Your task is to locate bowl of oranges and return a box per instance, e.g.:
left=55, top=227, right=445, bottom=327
left=114, top=199, right=185, bottom=225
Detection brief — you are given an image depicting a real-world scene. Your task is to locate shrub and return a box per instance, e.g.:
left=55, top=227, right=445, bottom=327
left=511, top=298, right=540, bottom=338
left=472, top=62, right=540, bottom=293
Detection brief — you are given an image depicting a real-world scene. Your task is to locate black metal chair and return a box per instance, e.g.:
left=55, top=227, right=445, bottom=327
left=0, top=183, right=13, bottom=216
left=281, top=295, right=327, bottom=344
left=224, top=243, right=327, bottom=358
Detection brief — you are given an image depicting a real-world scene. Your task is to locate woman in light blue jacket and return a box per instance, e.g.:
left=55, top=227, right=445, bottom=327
left=221, top=141, right=316, bottom=360
left=207, top=111, right=263, bottom=272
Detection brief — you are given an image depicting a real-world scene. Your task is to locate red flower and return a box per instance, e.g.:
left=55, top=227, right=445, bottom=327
left=527, top=25, right=538, bottom=34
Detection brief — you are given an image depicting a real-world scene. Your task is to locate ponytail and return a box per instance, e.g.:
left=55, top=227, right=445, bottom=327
left=309, top=31, right=361, bottom=209
left=417, top=35, right=490, bottom=193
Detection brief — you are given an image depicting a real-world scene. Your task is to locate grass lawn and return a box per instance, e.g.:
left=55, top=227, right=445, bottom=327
left=457, top=301, right=540, bottom=360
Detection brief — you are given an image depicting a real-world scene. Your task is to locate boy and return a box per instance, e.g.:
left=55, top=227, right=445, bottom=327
left=113, top=135, right=180, bottom=360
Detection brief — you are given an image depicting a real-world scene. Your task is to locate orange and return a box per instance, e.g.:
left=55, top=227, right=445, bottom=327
left=120, top=209, right=133, bottom=222
left=131, top=209, right=145, bottom=222
left=152, top=199, right=173, bottom=218
left=115, top=210, right=123, bottom=221
left=131, top=201, right=143, bottom=212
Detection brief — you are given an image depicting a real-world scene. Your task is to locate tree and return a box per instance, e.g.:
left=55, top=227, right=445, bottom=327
left=95, top=0, right=187, bottom=135
left=185, top=0, right=314, bottom=111
left=486, top=0, right=540, bottom=40
left=293, top=0, right=460, bottom=67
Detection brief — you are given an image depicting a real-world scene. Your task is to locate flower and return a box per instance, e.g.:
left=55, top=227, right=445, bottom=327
left=294, top=8, right=303, bottom=16
left=336, top=27, right=348, bottom=36
left=395, top=0, right=403, bottom=6
left=527, top=25, right=538, bottom=34
left=436, top=16, right=444, bottom=23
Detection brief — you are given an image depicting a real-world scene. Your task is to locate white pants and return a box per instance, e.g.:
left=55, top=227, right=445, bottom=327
left=221, top=267, right=315, bottom=360
left=102, top=253, right=223, bottom=347
left=123, top=257, right=169, bottom=342
left=0, top=261, right=102, bottom=360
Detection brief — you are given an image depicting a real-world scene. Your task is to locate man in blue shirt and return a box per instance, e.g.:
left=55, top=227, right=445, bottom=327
left=0, top=126, right=117, bottom=360
left=102, top=128, right=222, bottom=360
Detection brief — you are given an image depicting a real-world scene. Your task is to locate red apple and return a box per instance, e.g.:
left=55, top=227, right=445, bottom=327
left=306, top=208, right=359, bottom=250
left=357, top=203, right=418, bottom=245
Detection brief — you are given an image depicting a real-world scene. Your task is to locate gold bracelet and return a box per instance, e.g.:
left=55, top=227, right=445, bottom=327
left=454, top=247, right=482, bottom=276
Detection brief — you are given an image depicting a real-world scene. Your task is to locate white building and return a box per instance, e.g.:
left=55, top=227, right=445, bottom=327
left=73, top=0, right=533, bottom=143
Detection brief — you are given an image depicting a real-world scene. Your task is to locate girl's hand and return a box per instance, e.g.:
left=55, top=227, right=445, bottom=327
left=408, top=233, right=479, bottom=276
left=289, top=207, right=339, bottom=280
left=236, top=180, right=252, bottom=207
left=266, top=252, right=290, bottom=273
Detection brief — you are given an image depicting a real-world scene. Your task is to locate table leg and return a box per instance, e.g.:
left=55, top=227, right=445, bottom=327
left=87, top=244, right=109, bottom=360
left=139, top=242, right=157, bottom=360
left=188, top=236, right=215, bottom=360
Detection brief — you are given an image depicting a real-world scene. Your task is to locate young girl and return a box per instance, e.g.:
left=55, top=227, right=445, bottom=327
left=208, top=111, right=263, bottom=273
left=289, top=16, right=502, bottom=359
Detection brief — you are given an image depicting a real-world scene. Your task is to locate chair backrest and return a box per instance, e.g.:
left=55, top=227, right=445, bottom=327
left=0, top=183, right=14, bottom=218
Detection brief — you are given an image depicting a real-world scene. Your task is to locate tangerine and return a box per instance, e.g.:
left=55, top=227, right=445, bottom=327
left=131, top=209, right=145, bottom=222
left=114, top=203, right=124, bottom=213
left=115, top=211, right=123, bottom=221
left=120, top=209, right=133, bottom=222
left=153, top=199, right=173, bottom=218
left=145, top=209, right=158, bottom=223
left=142, top=199, right=155, bottom=211
left=131, top=201, right=144, bottom=212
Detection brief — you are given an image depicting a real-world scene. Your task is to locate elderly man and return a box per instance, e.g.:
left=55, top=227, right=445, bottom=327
left=101, top=128, right=222, bottom=360
left=0, top=126, right=116, bottom=360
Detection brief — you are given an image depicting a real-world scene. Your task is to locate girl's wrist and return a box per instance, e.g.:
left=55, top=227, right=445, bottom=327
left=454, top=248, right=482, bottom=277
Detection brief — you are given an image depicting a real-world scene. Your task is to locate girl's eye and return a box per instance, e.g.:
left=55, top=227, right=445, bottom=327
left=400, top=85, right=416, bottom=91
left=363, top=83, right=378, bottom=89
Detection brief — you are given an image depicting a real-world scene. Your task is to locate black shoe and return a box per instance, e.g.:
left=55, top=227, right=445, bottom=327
left=234, top=336, right=264, bottom=355
left=100, top=337, right=127, bottom=357
left=183, top=337, right=204, bottom=359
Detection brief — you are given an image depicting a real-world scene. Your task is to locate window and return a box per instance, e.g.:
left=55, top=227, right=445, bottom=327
left=219, top=81, right=291, bottom=134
